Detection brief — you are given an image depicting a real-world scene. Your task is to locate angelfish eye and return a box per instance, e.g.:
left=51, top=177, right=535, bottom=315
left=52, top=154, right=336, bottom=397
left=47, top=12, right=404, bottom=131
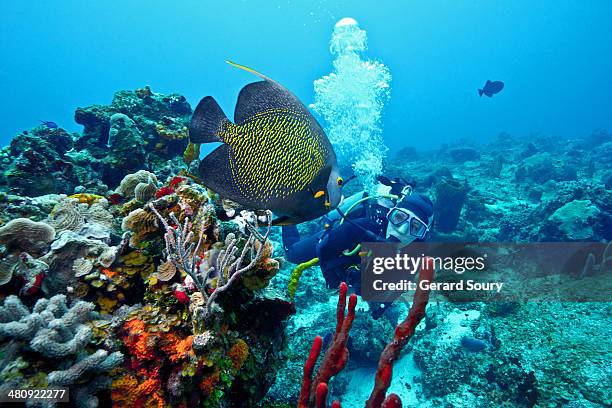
left=337, top=177, right=343, bottom=186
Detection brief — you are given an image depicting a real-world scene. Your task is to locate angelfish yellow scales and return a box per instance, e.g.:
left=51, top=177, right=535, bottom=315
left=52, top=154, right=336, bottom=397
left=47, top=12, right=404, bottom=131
left=188, top=60, right=343, bottom=224
left=221, top=108, right=328, bottom=202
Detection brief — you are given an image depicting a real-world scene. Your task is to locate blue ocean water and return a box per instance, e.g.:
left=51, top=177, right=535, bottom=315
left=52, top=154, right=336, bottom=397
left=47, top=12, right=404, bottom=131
left=2, top=0, right=611, bottom=150
left=0, top=2, right=610, bottom=408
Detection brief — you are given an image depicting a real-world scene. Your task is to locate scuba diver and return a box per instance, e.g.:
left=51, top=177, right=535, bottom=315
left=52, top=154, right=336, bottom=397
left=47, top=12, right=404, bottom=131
left=282, top=176, right=434, bottom=319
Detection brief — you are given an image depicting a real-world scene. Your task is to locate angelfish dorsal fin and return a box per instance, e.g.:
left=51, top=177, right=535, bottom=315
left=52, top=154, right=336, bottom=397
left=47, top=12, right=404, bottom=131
left=226, top=60, right=312, bottom=125
left=226, top=60, right=273, bottom=81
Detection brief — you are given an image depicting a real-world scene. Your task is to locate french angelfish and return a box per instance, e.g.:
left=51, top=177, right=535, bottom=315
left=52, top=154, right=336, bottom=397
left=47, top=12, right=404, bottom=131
left=189, top=61, right=343, bottom=225
left=478, top=80, right=504, bottom=97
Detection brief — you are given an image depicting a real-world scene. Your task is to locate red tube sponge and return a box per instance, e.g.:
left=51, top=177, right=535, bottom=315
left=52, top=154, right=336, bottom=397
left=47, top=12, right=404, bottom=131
left=365, top=257, right=435, bottom=407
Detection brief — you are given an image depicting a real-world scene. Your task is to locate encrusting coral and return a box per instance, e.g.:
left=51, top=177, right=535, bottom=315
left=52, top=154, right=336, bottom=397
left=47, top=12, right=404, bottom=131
left=0, top=217, right=56, bottom=255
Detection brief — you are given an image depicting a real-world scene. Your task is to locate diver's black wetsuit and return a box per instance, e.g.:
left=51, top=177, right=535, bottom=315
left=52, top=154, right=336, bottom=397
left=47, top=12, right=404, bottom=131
left=282, top=195, right=388, bottom=295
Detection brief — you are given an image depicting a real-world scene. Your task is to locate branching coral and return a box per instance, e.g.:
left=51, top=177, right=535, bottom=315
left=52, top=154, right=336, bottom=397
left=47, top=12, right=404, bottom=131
left=0, top=294, right=95, bottom=357
left=149, top=204, right=272, bottom=320
left=48, top=349, right=123, bottom=387
left=0, top=294, right=123, bottom=408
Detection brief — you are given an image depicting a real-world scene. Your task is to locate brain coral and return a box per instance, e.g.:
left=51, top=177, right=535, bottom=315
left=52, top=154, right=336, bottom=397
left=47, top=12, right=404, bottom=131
left=0, top=218, right=56, bottom=254
left=134, top=179, right=157, bottom=203
left=48, top=198, right=85, bottom=233
left=117, top=170, right=158, bottom=198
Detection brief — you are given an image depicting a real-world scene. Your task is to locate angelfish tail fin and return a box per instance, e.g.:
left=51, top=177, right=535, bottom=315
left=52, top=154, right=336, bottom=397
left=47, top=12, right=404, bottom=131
left=189, top=96, right=229, bottom=144
left=478, top=89, right=484, bottom=97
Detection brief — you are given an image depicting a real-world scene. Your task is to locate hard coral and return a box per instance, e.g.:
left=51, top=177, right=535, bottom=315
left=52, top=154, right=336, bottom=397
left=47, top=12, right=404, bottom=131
left=116, top=170, right=159, bottom=198
left=48, top=197, right=85, bottom=233
left=121, top=208, right=159, bottom=247
left=134, top=179, right=158, bottom=203
left=0, top=294, right=122, bottom=408
left=0, top=217, right=55, bottom=255
left=155, top=123, right=189, bottom=141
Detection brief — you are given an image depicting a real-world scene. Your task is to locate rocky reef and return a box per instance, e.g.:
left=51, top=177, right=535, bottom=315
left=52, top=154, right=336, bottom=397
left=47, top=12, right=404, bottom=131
left=384, top=131, right=612, bottom=243
left=0, top=87, right=610, bottom=408
left=0, top=88, right=294, bottom=407
left=0, top=86, right=190, bottom=197
left=267, top=130, right=611, bottom=407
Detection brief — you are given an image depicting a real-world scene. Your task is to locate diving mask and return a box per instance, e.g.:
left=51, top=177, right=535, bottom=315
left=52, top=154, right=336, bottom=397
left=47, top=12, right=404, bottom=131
left=386, top=207, right=430, bottom=240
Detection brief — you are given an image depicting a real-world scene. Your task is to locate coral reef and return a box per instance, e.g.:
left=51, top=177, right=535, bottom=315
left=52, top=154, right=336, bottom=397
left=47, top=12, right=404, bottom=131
left=0, top=86, right=191, bottom=197
left=269, top=129, right=610, bottom=407
left=0, top=217, right=55, bottom=255
left=0, top=83, right=609, bottom=408
left=0, top=163, right=295, bottom=407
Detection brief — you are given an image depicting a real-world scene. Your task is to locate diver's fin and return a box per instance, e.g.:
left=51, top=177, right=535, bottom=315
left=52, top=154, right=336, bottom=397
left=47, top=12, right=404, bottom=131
left=198, top=144, right=255, bottom=206
left=271, top=215, right=302, bottom=226
left=227, top=61, right=311, bottom=124
left=189, top=96, right=229, bottom=144
left=478, top=89, right=484, bottom=97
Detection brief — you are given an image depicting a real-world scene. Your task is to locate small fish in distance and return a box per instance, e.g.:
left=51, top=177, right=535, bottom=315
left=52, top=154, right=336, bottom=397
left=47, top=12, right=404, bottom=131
left=40, top=120, right=58, bottom=128
left=478, top=80, right=504, bottom=97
